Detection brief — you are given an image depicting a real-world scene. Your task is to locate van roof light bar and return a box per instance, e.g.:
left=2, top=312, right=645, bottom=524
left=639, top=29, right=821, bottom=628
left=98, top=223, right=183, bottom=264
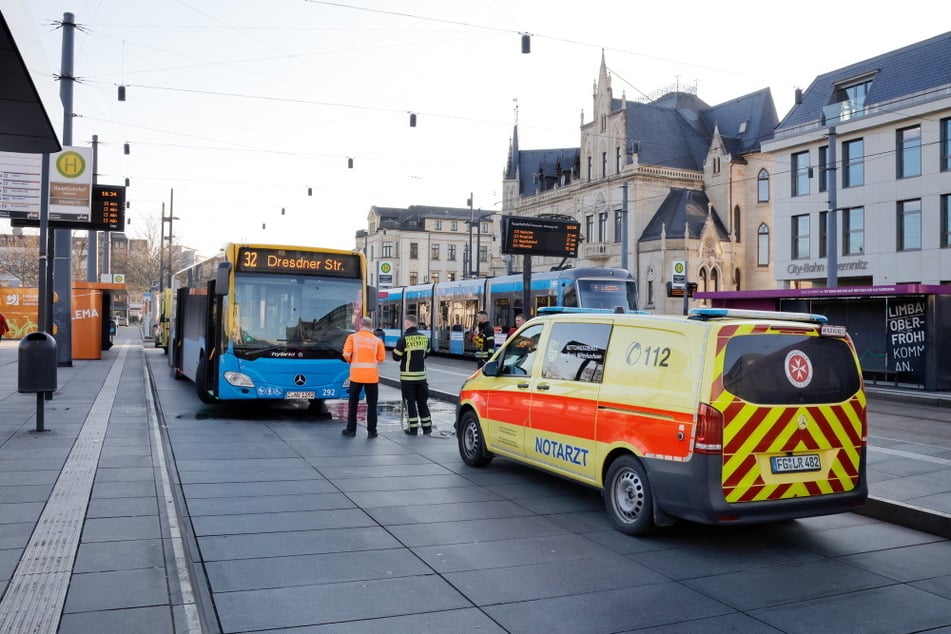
left=688, top=307, right=828, bottom=324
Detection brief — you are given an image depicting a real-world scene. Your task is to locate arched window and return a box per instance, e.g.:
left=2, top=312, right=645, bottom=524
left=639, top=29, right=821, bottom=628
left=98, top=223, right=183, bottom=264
left=733, top=206, right=741, bottom=243
left=757, top=223, right=770, bottom=266
left=711, top=268, right=720, bottom=292
left=757, top=169, right=770, bottom=202
left=699, top=267, right=708, bottom=292
left=734, top=267, right=741, bottom=291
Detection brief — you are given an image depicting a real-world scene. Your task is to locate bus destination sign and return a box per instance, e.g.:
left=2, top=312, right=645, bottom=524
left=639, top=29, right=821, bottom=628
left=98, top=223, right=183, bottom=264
left=236, top=247, right=361, bottom=278
left=501, top=216, right=580, bottom=258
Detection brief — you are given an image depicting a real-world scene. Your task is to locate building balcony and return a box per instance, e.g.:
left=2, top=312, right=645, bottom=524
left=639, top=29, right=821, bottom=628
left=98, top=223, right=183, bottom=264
left=583, top=241, right=621, bottom=261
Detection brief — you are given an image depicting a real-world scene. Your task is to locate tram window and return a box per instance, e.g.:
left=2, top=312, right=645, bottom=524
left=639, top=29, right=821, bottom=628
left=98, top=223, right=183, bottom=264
left=563, top=285, right=579, bottom=307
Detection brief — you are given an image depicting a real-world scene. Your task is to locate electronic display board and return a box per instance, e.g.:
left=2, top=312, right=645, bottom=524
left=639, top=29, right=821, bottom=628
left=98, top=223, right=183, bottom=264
left=236, top=246, right=362, bottom=278
left=10, top=184, right=126, bottom=231
left=501, top=216, right=580, bottom=258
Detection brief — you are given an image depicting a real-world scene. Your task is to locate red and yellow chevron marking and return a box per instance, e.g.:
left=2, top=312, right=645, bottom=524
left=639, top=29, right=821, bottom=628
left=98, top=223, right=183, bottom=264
left=710, top=324, right=866, bottom=504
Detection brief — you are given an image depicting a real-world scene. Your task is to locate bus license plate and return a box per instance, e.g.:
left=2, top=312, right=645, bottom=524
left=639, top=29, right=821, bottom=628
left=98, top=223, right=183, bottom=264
left=771, top=454, right=820, bottom=474
left=285, top=391, right=315, bottom=399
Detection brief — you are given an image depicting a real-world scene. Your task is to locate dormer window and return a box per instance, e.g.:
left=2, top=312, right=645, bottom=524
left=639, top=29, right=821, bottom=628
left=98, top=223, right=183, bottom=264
left=824, top=74, right=874, bottom=123
left=738, top=120, right=748, bottom=134
left=836, top=79, right=872, bottom=111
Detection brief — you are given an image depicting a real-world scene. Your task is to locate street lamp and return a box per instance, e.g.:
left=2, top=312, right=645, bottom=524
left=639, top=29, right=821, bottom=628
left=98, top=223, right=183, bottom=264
left=160, top=208, right=179, bottom=292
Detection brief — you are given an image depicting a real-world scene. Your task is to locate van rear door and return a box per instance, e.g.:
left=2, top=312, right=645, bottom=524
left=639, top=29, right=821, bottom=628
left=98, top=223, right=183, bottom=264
left=711, top=324, right=866, bottom=504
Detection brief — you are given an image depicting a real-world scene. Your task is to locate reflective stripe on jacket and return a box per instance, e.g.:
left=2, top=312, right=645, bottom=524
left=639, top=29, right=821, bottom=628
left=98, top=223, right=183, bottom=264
left=343, top=328, right=385, bottom=383
left=392, top=327, right=429, bottom=382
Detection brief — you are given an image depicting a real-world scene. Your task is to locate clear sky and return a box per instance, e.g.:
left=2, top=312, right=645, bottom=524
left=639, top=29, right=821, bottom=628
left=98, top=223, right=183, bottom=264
left=12, top=0, right=946, bottom=259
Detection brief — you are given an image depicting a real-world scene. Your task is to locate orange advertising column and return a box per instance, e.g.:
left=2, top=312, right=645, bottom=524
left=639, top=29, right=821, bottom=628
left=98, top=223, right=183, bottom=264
left=72, top=289, right=103, bottom=360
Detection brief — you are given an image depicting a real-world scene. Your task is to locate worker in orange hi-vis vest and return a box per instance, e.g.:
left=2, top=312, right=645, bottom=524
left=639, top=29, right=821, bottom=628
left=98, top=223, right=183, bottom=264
left=342, top=316, right=386, bottom=438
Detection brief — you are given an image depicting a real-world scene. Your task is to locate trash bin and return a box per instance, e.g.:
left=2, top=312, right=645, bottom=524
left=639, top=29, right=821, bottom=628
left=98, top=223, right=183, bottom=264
left=18, top=332, right=57, bottom=393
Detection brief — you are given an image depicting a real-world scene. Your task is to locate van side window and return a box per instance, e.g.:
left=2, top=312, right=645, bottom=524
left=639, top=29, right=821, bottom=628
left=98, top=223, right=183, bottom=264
left=498, top=324, right=543, bottom=376
left=542, top=322, right=611, bottom=383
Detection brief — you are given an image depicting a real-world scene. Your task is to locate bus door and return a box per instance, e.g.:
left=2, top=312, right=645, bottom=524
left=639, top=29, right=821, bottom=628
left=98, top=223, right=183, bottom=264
left=171, top=287, right=187, bottom=374
left=196, top=278, right=225, bottom=403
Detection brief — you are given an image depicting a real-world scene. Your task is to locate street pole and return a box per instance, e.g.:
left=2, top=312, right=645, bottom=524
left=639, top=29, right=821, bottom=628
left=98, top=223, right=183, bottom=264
left=53, top=12, right=75, bottom=366
left=159, top=202, right=165, bottom=293
left=620, top=182, right=629, bottom=272
left=467, top=193, right=474, bottom=278
left=827, top=126, right=838, bottom=287
left=87, top=134, right=98, bottom=282
left=475, top=208, right=481, bottom=277
left=167, top=189, right=175, bottom=289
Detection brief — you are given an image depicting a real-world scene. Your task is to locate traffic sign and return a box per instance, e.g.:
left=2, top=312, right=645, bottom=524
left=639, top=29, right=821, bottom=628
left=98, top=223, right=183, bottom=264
left=671, top=260, right=686, bottom=288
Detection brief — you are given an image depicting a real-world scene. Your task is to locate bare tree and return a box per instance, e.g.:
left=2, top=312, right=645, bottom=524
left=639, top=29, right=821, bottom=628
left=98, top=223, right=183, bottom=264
left=0, top=234, right=41, bottom=287
left=110, top=218, right=162, bottom=297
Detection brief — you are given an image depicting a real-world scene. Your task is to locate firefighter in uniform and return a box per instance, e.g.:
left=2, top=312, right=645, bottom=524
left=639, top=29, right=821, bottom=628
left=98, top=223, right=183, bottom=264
left=392, top=315, right=432, bottom=435
left=473, top=310, right=495, bottom=368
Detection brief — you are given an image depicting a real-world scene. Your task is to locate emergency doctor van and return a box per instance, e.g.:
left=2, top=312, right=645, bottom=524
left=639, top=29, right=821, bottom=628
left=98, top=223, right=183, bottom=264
left=456, top=307, right=867, bottom=535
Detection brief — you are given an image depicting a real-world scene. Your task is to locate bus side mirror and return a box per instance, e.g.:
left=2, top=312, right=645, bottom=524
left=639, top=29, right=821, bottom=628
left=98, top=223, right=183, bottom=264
left=366, top=286, right=378, bottom=312
left=215, top=262, right=232, bottom=296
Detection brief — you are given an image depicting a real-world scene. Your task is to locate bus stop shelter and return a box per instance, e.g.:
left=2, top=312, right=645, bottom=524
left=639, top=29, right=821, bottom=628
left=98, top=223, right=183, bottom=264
left=695, top=284, right=951, bottom=391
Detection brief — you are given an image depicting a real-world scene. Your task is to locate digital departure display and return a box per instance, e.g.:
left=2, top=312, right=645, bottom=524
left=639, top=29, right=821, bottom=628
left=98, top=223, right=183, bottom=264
left=11, top=184, right=126, bottom=231
left=236, top=247, right=362, bottom=278
left=89, top=185, right=125, bottom=231
left=501, top=216, right=580, bottom=258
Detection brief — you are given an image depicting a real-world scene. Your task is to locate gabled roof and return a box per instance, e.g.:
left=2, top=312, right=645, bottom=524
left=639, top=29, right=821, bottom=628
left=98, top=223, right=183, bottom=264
left=623, top=89, right=776, bottom=171
left=778, top=31, right=951, bottom=130
left=639, top=188, right=729, bottom=242
left=625, top=100, right=711, bottom=170
left=701, top=88, right=778, bottom=155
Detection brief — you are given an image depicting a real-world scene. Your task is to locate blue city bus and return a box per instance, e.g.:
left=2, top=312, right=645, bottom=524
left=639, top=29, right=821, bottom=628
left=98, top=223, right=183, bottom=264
left=170, top=243, right=374, bottom=406
left=374, top=267, right=636, bottom=357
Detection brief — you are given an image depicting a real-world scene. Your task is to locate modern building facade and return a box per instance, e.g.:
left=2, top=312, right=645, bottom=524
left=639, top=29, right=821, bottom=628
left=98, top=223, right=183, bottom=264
left=762, top=32, right=951, bottom=288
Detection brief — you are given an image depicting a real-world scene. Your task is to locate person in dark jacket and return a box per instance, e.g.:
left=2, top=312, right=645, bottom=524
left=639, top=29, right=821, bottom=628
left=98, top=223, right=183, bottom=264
left=392, top=315, right=432, bottom=435
left=473, top=310, right=495, bottom=368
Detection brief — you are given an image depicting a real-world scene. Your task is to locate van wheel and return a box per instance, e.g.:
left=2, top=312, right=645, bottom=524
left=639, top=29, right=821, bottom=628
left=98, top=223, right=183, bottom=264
left=604, top=455, right=655, bottom=535
left=458, top=411, right=493, bottom=467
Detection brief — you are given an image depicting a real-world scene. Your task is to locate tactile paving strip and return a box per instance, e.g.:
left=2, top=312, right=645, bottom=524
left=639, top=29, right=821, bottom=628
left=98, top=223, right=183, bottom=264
left=0, top=345, right=128, bottom=632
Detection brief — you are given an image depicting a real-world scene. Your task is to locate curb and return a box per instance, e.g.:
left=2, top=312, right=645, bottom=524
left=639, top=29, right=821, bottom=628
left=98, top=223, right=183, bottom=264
left=857, top=497, right=951, bottom=539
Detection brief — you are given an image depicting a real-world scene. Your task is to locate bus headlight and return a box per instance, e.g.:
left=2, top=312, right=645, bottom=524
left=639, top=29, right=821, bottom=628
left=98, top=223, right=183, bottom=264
left=224, top=371, right=254, bottom=388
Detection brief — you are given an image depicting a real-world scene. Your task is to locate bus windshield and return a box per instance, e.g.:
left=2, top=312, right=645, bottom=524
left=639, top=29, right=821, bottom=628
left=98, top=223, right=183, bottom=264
left=232, top=273, right=361, bottom=355
left=575, top=279, right=637, bottom=311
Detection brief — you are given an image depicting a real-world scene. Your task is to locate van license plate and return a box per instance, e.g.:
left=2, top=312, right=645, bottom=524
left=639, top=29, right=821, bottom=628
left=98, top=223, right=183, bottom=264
left=771, top=454, right=820, bottom=474
left=285, top=391, right=315, bottom=399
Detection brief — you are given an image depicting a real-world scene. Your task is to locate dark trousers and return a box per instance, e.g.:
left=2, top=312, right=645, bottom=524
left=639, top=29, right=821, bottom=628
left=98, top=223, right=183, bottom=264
left=347, top=381, right=379, bottom=433
left=401, top=380, right=431, bottom=430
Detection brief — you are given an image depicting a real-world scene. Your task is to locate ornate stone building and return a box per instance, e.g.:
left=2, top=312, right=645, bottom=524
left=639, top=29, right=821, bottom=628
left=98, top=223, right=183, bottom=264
left=503, top=53, right=779, bottom=314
